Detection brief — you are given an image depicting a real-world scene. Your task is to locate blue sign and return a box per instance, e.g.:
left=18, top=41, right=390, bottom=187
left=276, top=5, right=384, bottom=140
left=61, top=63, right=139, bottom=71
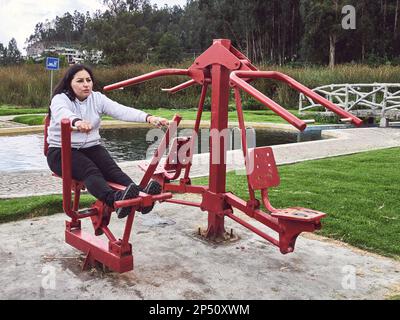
left=46, top=57, right=60, bottom=70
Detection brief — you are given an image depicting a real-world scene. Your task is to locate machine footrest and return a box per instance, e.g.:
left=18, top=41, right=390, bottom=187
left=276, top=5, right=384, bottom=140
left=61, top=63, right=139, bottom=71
left=270, top=207, right=325, bottom=222
left=65, top=228, right=133, bottom=273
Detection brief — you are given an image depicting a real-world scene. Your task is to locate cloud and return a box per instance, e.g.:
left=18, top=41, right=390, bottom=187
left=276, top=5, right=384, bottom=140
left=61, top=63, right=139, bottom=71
left=0, top=0, right=106, bottom=52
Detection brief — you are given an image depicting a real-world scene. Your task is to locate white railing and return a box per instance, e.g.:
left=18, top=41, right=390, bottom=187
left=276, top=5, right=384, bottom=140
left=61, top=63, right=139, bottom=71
left=299, top=83, right=400, bottom=119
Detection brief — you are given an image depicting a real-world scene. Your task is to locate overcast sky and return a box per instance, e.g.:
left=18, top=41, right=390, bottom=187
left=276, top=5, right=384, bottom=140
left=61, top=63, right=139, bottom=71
left=0, top=0, right=187, bottom=54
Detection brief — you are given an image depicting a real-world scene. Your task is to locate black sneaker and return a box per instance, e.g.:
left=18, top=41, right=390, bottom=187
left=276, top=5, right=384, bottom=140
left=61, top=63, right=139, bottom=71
left=140, top=180, right=162, bottom=214
left=115, top=183, right=140, bottom=219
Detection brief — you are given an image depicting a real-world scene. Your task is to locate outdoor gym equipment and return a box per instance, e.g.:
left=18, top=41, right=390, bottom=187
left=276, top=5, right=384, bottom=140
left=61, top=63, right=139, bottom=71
left=45, top=39, right=362, bottom=273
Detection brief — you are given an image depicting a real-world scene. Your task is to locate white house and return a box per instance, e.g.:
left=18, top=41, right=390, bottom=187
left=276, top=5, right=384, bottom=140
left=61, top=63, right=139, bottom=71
left=26, top=42, right=103, bottom=64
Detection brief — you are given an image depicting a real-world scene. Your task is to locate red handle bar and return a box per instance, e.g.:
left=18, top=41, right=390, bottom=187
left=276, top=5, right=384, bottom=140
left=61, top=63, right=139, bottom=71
left=230, top=71, right=363, bottom=129
left=103, top=69, right=190, bottom=91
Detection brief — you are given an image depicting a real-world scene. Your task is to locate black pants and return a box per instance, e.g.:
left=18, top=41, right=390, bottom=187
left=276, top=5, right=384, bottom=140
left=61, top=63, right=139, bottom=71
left=47, top=145, right=133, bottom=207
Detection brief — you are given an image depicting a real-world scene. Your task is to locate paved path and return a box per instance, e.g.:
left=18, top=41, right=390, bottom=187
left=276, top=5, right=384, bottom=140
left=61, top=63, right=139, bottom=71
left=0, top=114, right=40, bottom=134
left=0, top=204, right=399, bottom=300
left=0, top=115, right=30, bottom=129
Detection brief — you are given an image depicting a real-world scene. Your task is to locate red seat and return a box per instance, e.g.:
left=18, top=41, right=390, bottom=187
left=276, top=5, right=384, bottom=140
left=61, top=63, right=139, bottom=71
left=247, top=146, right=325, bottom=223
left=269, top=207, right=325, bottom=222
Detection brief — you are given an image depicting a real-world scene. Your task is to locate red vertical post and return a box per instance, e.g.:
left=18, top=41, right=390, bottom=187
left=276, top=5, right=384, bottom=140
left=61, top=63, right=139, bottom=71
left=209, top=64, right=230, bottom=192
left=61, top=119, right=76, bottom=221
left=205, top=40, right=232, bottom=239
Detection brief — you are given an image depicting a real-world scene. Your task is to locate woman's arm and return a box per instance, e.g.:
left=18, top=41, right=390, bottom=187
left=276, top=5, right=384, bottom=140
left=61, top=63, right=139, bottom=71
left=50, top=94, right=80, bottom=124
left=100, top=93, right=169, bottom=127
left=50, top=94, right=92, bottom=132
left=100, top=93, right=149, bottom=122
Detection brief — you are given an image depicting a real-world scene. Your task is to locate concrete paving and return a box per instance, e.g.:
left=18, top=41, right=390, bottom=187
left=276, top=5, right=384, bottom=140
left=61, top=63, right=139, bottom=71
left=0, top=115, right=29, bottom=129
left=0, top=121, right=399, bottom=299
left=0, top=201, right=399, bottom=300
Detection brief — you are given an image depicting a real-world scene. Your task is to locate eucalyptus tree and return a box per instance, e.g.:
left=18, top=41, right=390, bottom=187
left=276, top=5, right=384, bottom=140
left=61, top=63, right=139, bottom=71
left=3, top=39, right=22, bottom=65
left=300, top=0, right=356, bottom=68
left=0, top=43, right=5, bottom=66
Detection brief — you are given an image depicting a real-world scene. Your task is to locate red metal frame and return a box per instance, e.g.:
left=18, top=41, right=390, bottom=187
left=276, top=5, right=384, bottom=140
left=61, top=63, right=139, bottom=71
left=103, top=39, right=363, bottom=253
left=48, top=39, right=362, bottom=273
left=45, top=118, right=173, bottom=273
left=230, top=71, right=363, bottom=128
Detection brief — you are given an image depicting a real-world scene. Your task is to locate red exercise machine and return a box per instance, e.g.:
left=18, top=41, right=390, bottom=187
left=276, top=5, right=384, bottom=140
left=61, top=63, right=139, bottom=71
left=45, top=39, right=362, bottom=273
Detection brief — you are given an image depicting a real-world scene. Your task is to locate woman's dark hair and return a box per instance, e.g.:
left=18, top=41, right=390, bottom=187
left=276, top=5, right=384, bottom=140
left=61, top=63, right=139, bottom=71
left=48, top=64, right=95, bottom=116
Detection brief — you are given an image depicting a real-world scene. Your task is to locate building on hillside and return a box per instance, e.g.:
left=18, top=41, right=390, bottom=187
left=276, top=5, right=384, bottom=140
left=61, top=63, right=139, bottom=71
left=26, top=42, right=103, bottom=64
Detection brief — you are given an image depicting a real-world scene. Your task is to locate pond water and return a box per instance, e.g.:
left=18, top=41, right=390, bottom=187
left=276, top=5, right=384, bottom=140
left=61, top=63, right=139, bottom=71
left=0, top=127, right=323, bottom=172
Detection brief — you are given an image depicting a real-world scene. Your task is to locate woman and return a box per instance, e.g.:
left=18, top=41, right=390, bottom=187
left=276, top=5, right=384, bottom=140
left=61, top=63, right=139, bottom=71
left=46, top=64, right=169, bottom=218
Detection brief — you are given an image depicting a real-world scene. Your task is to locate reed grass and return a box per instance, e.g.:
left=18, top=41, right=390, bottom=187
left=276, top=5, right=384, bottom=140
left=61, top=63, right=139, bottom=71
left=1, top=63, right=400, bottom=110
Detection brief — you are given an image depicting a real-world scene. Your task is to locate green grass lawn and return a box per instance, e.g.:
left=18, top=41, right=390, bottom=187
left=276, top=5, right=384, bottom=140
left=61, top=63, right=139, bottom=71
left=0, top=105, right=47, bottom=116
left=191, top=147, right=400, bottom=259
left=11, top=115, right=47, bottom=126
left=0, top=194, right=95, bottom=223
left=148, top=108, right=319, bottom=123
left=11, top=108, right=327, bottom=126
left=0, top=147, right=398, bottom=258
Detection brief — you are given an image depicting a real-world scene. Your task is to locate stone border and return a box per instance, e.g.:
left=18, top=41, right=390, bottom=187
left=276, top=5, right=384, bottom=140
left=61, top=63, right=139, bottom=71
left=0, top=119, right=299, bottom=136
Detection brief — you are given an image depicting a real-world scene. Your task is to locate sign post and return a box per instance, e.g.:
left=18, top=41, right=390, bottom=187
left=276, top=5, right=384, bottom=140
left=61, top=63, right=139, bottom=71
left=46, top=57, right=60, bottom=100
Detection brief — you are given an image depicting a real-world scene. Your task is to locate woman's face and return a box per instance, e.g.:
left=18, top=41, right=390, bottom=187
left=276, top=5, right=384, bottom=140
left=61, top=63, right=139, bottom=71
left=71, top=69, right=93, bottom=101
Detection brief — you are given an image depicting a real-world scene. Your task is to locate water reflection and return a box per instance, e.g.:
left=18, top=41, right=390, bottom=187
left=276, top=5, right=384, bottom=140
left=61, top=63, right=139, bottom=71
left=0, top=128, right=322, bottom=172
left=101, top=127, right=321, bottom=161
left=0, top=135, right=47, bottom=172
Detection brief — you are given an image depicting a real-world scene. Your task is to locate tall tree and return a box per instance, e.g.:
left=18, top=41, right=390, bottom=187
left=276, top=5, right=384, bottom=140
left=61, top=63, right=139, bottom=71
left=300, top=0, right=355, bottom=67
left=154, top=32, right=183, bottom=64
left=0, top=43, right=5, bottom=66
left=4, top=38, right=22, bottom=65
left=23, top=0, right=400, bottom=66
left=83, top=10, right=151, bottom=64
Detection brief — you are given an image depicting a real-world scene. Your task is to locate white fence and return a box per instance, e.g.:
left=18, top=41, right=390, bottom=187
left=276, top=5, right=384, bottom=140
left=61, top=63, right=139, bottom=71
left=299, top=83, right=400, bottom=120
